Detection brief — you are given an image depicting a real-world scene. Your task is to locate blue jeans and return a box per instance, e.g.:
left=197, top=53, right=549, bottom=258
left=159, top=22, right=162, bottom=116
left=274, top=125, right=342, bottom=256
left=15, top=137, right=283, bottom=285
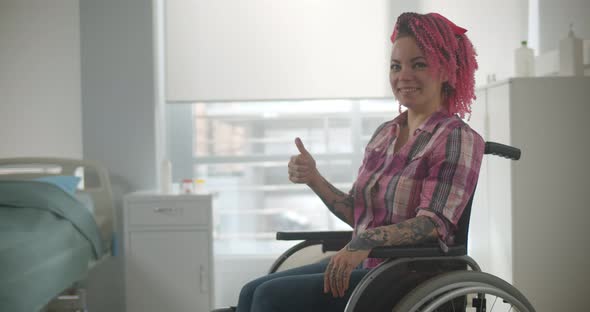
left=236, top=260, right=370, bottom=312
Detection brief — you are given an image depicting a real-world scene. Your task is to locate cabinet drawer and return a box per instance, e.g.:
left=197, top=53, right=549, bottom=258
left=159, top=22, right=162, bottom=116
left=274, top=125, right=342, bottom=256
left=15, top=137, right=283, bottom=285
left=127, top=200, right=210, bottom=226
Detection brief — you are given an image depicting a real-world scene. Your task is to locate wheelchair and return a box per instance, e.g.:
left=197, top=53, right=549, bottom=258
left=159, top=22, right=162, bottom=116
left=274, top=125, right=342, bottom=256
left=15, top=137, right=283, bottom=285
left=215, top=142, right=535, bottom=312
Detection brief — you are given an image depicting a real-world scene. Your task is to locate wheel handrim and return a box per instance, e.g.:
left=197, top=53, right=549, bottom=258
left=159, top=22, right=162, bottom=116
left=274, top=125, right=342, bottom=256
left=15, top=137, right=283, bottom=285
left=417, top=285, right=530, bottom=312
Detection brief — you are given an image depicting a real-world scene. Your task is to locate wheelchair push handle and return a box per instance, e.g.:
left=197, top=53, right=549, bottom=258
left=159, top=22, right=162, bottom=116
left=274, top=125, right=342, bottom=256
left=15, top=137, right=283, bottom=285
left=485, top=142, right=521, bottom=160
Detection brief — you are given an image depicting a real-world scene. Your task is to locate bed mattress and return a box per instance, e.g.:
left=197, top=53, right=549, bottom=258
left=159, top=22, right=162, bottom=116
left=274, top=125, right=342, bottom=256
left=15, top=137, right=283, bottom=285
left=0, top=181, right=103, bottom=312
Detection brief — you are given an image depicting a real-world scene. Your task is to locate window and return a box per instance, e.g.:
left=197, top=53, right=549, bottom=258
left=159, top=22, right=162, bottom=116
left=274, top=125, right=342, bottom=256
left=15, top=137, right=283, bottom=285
left=166, top=99, right=397, bottom=256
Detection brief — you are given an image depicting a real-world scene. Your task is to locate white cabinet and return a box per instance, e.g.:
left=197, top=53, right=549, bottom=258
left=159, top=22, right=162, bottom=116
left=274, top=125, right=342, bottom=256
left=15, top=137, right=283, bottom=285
left=124, top=192, right=214, bottom=312
left=471, top=77, right=590, bottom=312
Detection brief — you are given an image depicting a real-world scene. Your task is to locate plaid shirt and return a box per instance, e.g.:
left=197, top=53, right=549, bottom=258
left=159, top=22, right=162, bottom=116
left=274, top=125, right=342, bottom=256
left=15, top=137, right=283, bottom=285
left=352, top=110, right=485, bottom=268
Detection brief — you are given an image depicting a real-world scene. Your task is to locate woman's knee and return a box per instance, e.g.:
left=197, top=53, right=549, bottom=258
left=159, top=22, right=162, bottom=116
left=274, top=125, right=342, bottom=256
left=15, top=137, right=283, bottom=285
left=250, top=280, right=283, bottom=311
left=239, top=278, right=262, bottom=301
left=236, top=278, right=268, bottom=312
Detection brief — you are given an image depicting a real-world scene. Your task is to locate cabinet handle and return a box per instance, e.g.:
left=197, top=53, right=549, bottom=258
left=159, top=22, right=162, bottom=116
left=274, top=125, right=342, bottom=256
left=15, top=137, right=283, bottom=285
left=200, top=265, right=209, bottom=293
left=154, top=207, right=174, bottom=213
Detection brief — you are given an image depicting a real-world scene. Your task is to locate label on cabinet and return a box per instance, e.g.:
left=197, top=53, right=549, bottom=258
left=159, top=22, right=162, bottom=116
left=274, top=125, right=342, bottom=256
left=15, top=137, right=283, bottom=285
left=128, top=200, right=209, bottom=227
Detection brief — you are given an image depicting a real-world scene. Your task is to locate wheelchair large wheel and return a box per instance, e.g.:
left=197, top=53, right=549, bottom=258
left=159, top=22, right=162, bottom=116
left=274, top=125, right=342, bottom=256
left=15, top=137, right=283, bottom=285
left=392, top=271, right=535, bottom=312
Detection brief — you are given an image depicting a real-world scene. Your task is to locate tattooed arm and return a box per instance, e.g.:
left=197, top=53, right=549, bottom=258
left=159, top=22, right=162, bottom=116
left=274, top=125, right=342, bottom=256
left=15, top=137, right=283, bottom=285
left=289, top=137, right=354, bottom=227
left=307, top=175, right=354, bottom=227
left=323, top=216, right=439, bottom=297
left=346, top=216, right=439, bottom=251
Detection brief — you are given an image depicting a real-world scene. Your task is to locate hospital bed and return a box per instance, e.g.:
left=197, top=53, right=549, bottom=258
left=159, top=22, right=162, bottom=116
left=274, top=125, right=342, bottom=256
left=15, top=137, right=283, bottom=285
left=0, top=157, right=115, bottom=312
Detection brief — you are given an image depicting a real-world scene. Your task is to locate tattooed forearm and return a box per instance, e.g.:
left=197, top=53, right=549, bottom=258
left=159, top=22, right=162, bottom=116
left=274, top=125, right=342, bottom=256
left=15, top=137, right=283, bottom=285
left=325, top=182, right=352, bottom=213
left=347, top=216, right=438, bottom=251
left=311, top=176, right=354, bottom=226
left=323, top=195, right=353, bottom=225
left=318, top=195, right=353, bottom=225
left=325, top=179, right=349, bottom=198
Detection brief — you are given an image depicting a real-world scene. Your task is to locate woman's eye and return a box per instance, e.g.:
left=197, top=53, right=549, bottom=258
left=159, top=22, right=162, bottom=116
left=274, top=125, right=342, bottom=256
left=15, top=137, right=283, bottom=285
left=413, top=62, right=428, bottom=69
left=390, top=64, right=401, bottom=72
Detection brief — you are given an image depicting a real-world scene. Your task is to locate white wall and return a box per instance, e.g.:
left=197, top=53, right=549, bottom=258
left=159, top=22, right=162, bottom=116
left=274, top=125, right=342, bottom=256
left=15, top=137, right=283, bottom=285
left=0, top=0, right=82, bottom=158
left=529, top=0, right=590, bottom=76
left=537, top=0, right=590, bottom=54
left=80, top=0, right=159, bottom=192
left=79, top=0, right=160, bottom=311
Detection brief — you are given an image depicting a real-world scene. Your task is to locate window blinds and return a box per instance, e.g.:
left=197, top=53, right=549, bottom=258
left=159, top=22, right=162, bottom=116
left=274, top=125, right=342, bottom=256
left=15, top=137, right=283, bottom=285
left=165, top=0, right=391, bottom=102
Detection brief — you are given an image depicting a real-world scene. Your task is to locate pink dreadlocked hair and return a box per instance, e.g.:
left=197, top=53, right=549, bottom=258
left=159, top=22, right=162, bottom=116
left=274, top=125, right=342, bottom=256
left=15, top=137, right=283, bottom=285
left=391, top=12, right=478, bottom=119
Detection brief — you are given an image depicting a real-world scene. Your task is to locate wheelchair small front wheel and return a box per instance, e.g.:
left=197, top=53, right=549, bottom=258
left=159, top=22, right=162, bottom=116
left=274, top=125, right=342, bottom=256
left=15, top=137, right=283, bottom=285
left=392, top=271, right=535, bottom=312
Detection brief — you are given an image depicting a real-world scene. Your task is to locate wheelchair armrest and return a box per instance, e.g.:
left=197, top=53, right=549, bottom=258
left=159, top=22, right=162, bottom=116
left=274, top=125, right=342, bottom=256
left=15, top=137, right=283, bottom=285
left=276, top=231, right=353, bottom=241
left=369, top=244, right=467, bottom=258
left=276, top=232, right=466, bottom=257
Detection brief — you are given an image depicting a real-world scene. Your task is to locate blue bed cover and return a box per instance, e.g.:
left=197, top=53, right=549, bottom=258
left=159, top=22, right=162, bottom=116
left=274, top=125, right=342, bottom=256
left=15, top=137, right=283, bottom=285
left=0, top=180, right=103, bottom=312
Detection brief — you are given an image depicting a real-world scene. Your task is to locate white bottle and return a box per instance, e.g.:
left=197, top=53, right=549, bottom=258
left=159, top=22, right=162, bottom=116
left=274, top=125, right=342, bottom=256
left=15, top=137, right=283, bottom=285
left=160, top=159, right=172, bottom=194
left=559, top=24, right=583, bottom=76
left=514, top=40, right=535, bottom=77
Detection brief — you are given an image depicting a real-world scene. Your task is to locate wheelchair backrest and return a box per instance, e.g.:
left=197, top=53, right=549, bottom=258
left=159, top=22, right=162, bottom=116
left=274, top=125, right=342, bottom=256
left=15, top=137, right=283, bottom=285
left=456, top=142, right=521, bottom=247
left=454, top=187, right=475, bottom=247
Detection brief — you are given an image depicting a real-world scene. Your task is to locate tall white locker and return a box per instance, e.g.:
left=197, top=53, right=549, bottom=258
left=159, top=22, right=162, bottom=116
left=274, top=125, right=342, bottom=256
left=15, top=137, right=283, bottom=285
left=471, top=77, right=590, bottom=312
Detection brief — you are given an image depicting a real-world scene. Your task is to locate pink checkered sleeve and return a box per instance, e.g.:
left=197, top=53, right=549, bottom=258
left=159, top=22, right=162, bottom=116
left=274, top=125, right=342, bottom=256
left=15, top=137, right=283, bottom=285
left=416, top=125, right=485, bottom=244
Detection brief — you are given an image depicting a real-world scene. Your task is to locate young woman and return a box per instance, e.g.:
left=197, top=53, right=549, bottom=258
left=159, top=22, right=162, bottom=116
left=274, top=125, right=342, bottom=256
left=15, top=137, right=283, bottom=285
left=236, top=12, right=484, bottom=312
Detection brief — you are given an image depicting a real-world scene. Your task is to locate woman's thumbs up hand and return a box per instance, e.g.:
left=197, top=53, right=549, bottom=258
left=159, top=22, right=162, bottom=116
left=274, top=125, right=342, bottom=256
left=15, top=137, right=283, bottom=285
left=288, top=137, right=320, bottom=185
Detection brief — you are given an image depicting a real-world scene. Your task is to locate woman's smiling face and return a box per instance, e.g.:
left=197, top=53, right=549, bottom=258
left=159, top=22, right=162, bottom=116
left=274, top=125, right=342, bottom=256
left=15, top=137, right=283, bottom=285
left=390, top=36, right=446, bottom=113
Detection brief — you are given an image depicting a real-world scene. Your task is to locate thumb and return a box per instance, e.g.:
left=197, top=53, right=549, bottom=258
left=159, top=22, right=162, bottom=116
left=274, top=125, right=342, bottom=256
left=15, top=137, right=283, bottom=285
left=295, top=137, right=310, bottom=155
